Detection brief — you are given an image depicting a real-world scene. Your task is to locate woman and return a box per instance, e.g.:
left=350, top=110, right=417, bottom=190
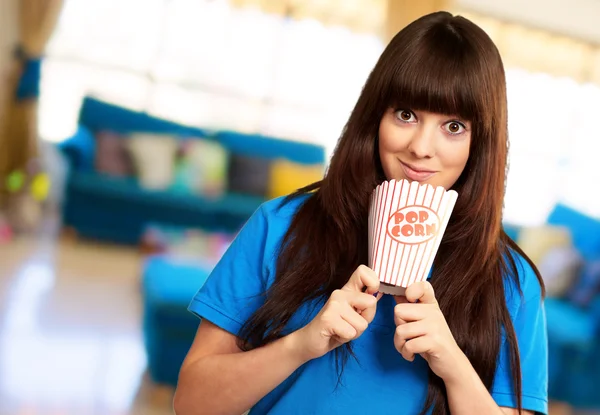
left=174, top=11, right=548, bottom=415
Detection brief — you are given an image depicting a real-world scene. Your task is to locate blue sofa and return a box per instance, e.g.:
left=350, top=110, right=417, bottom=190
left=58, top=96, right=326, bottom=244
left=508, top=204, right=600, bottom=409
left=141, top=255, right=213, bottom=386
left=56, top=97, right=327, bottom=387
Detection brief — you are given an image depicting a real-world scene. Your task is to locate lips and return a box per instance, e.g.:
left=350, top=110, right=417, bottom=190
left=399, top=160, right=437, bottom=182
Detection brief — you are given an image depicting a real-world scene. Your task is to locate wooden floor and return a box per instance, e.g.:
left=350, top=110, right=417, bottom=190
left=0, top=223, right=175, bottom=415
left=0, top=221, right=595, bottom=415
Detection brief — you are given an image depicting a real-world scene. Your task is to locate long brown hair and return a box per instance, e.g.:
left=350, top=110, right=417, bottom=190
left=238, top=11, right=544, bottom=414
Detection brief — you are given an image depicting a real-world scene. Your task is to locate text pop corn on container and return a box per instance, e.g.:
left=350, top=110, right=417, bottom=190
left=368, top=179, right=458, bottom=296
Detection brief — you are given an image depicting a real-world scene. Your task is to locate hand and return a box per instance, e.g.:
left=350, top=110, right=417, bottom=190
left=291, top=265, right=382, bottom=362
left=393, top=281, right=466, bottom=382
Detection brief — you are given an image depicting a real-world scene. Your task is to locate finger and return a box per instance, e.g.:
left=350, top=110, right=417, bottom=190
left=395, top=303, right=431, bottom=323
left=394, top=310, right=407, bottom=327
left=394, top=329, right=415, bottom=361
left=394, top=321, right=427, bottom=359
left=331, top=319, right=358, bottom=342
left=340, top=291, right=378, bottom=323
left=343, top=265, right=380, bottom=294
left=396, top=321, right=428, bottom=341
left=401, top=336, right=432, bottom=362
left=394, top=295, right=408, bottom=325
left=347, top=292, right=378, bottom=323
left=340, top=305, right=369, bottom=338
left=345, top=291, right=377, bottom=310
left=405, top=281, right=437, bottom=305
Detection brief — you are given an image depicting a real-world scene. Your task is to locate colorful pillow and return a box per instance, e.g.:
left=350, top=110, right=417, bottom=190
left=537, top=246, right=583, bottom=297
left=567, top=260, right=600, bottom=307
left=183, top=139, right=228, bottom=197
left=547, top=204, right=600, bottom=261
left=126, top=133, right=178, bottom=190
left=267, top=159, right=324, bottom=199
left=94, top=130, right=134, bottom=177
left=516, top=225, right=572, bottom=266
left=227, top=154, right=272, bottom=197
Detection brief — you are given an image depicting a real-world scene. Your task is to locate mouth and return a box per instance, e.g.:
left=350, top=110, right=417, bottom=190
left=399, top=160, right=438, bottom=182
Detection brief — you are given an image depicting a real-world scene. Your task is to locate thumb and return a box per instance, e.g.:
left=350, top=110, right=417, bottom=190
left=405, top=281, right=437, bottom=305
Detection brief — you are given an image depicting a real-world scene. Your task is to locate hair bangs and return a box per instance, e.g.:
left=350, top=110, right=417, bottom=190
left=386, top=35, right=481, bottom=123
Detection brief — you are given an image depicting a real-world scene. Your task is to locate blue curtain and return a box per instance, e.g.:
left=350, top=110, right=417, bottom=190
left=16, top=58, right=42, bottom=100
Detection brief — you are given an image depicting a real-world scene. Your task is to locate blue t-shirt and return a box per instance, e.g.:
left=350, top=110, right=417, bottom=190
left=189, top=195, right=548, bottom=414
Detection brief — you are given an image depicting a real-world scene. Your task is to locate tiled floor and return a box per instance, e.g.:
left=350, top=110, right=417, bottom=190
left=0, top=222, right=174, bottom=415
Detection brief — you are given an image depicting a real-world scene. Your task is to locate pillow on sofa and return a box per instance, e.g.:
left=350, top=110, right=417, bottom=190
left=267, top=159, right=324, bottom=199
left=516, top=225, right=572, bottom=266
left=567, top=260, right=600, bottom=307
left=537, top=246, right=583, bottom=297
left=227, top=154, right=271, bottom=197
left=94, top=130, right=134, bottom=177
left=547, top=204, right=600, bottom=261
left=184, top=139, right=229, bottom=197
left=127, top=133, right=178, bottom=190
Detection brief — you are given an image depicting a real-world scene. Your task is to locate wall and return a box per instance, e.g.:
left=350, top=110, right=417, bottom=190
left=455, top=0, right=600, bottom=44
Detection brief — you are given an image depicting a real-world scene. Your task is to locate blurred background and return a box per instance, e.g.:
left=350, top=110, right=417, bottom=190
left=1, top=0, right=600, bottom=414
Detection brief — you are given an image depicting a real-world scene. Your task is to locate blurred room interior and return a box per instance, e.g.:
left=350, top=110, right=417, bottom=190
left=1, top=0, right=600, bottom=414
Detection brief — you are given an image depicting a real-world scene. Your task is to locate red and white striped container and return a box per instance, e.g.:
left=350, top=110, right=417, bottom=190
left=368, top=179, right=458, bottom=296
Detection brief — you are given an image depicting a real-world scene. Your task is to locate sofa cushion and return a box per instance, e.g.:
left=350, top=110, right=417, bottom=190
left=142, top=255, right=212, bottom=386
left=537, top=246, right=583, bottom=297
left=94, top=130, right=134, bottom=177
left=545, top=298, right=596, bottom=347
left=64, top=171, right=265, bottom=242
left=516, top=225, right=572, bottom=265
left=547, top=204, right=600, bottom=261
left=267, top=159, right=324, bottom=199
left=127, top=133, right=178, bottom=190
left=567, top=260, right=600, bottom=308
left=143, top=255, right=212, bottom=308
left=227, top=154, right=271, bottom=197
left=179, top=138, right=229, bottom=197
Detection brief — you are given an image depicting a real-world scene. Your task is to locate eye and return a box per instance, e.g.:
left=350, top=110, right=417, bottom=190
left=443, top=121, right=466, bottom=135
left=395, top=109, right=416, bottom=123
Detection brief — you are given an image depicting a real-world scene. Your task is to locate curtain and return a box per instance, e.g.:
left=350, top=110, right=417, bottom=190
left=0, top=0, right=64, bottom=209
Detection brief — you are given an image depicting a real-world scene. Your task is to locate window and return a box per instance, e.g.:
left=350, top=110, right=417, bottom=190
left=39, top=1, right=600, bottom=223
left=39, top=0, right=384, bottom=160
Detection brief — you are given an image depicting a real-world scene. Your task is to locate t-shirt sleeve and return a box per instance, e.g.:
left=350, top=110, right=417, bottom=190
left=188, top=205, right=270, bottom=336
left=491, top=258, right=549, bottom=414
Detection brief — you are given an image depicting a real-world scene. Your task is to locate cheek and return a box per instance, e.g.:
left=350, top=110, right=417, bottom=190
left=442, top=140, right=471, bottom=171
left=379, top=120, right=407, bottom=155
left=456, top=145, right=470, bottom=167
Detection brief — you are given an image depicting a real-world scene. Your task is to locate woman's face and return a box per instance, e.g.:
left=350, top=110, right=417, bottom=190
left=378, top=108, right=471, bottom=189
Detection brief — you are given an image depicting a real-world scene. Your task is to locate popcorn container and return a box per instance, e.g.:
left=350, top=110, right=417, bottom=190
left=368, top=179, right=458, bottom=296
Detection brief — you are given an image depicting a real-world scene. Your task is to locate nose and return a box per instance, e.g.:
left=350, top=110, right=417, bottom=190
left=407, top=126, right=436, bottom=159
